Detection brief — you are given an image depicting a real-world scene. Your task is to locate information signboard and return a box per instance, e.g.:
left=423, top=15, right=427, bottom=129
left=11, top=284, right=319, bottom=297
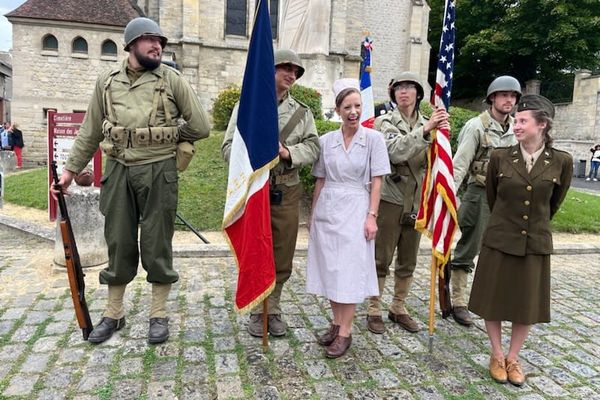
left=48, top=111, right=102, bottom=220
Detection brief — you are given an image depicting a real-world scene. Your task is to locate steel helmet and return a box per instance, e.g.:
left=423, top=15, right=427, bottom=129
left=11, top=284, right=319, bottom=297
left=486, top=75, right=522, bottom=104
left=124, top=17, right=167, bottom=51
left=389, top=72, right=425, bottom=103
left=274, top=49, right=305, bottom=79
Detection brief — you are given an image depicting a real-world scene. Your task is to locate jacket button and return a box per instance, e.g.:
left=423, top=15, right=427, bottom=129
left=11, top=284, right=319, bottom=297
left=523, top=215, right=528, bottom=220
left=524, top=200, right=530, bottom=206
left=552, top=178, right=557, bottom=182
left=521, top=230, right=527, bottom=235
left=526, top=185, right=532, bottom=191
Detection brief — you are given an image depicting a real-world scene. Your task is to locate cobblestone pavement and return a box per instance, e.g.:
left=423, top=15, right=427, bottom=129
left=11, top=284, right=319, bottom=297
left=1, top=224, right=599, bottom=399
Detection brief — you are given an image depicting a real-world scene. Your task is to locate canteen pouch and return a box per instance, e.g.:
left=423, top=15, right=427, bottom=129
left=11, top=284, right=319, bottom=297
left=270, top=188, right=283, bottom=205
left=176, top=141, right=195, bottom=172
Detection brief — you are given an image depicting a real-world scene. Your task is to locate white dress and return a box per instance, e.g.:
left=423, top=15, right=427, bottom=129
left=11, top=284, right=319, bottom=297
left=306, top=126, right=390, bottom=303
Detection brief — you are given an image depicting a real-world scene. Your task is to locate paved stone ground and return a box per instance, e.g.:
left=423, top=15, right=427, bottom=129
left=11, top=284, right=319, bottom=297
left=0, top=225, right=599, bottom=399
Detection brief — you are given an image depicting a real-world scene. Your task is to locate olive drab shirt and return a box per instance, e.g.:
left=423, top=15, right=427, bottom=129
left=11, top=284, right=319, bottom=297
left=374, top=108, right=430, bottom=210
left=66, top=59, right=210, bottom=173
left=453, top=110, right=516, bottom=187
left=482, top=145, right=572, bottom=256
left=221, top=93, right=320, bottom=186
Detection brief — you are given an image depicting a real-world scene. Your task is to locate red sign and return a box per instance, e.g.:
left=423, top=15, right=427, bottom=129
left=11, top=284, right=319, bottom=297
left=48, top=111, right=102, bottom=221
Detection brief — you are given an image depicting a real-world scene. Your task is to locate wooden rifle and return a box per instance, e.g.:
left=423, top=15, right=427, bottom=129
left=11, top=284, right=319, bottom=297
left=51, top=161, right=94, bottom=340
left=438, top=262, right=452, bottom=319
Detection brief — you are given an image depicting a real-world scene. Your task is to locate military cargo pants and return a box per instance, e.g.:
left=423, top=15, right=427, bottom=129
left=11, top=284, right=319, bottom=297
left=251, top=183, right=302, bottom=315
left=369, top=200, right=421, bottom=315
left=98, top=158, right=179, bottom=285
left=451, top=183, right=490, bottom=273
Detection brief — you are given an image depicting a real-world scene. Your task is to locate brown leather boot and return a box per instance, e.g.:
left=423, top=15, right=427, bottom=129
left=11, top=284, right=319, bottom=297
left=325, top=335, right=352, bottom=358
left=366, top=316, right=385, bottom=334
left=317, top=324, right=340, bottom=346
left=506, top=358, right=525, bottom=386
left=388, top=311, right=419, bottom=333
left=489, top=355, right=508, bottom=384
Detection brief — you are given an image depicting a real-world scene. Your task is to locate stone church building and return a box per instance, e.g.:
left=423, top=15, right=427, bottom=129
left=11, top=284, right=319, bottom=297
left=7, top=0, right=432, bottom=165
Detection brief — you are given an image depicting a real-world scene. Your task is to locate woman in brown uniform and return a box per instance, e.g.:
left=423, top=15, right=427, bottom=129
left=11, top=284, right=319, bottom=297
left=468, top=94, right=572, bottom=386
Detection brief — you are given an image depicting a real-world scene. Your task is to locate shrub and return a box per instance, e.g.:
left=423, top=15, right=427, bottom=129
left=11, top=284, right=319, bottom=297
left=315, top=120, right=340, bottom=135
left=212, top=86, right=241, bottom=131
left=290, top=84, right=323, bottom=120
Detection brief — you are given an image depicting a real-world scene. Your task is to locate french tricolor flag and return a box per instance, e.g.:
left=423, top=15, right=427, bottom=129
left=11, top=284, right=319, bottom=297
left=222, top=0, right=279, bottom=313
left=360, top=36, right=375, bottom=128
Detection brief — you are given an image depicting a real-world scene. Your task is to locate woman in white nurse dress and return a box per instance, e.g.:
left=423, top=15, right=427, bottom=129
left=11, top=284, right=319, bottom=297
left=306, top=79, right=390, bottom=358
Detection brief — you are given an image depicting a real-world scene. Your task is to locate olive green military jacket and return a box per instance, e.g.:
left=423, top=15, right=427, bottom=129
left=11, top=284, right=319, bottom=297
left=374, top=108, right=430, bottom=210
left=482, top=145, right=572, bottom=256
left=66, top=59, right=210, bottom=173
left=221, top=92, right=320, bottom=186
left=453, top=110, right=515, bottom=187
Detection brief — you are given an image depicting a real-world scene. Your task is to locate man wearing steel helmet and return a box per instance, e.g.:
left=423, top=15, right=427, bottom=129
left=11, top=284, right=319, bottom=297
left=449, top=75, right=521, bottom=326
left=222, top=49, right=319, bottom=337
left=50, top=17, right=210, bottom=344
left=366, top=72, right=449, bottom=334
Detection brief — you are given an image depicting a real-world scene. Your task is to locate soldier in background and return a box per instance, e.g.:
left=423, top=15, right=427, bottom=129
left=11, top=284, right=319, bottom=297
left=222, top=49, right=319, bottom=337
left=449, top=76, right=521, bottom=326
left=366, top=72, right=449, bottom=334
left=51, top=17, right=210, bottom=344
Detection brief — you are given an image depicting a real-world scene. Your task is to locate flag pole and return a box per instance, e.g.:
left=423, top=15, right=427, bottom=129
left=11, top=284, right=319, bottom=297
left=262, top=299, right=269, bottom=349
left=428, top=251, right=437, bottom=352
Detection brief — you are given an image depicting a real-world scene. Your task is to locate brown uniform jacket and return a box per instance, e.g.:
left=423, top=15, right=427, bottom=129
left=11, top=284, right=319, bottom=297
left=482, top=145, right=572, bottom=256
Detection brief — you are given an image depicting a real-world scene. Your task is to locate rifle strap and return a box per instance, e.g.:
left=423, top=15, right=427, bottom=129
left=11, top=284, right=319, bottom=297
left=279, top=105, right=306, bottom=144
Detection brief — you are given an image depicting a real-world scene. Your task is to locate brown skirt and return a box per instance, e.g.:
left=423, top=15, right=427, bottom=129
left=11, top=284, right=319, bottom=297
left=468, top=246, right=551, bottom=324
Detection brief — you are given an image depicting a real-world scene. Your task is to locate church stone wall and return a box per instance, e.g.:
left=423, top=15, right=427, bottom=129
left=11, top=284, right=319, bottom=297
left=9, top=20, right=125, bottom=165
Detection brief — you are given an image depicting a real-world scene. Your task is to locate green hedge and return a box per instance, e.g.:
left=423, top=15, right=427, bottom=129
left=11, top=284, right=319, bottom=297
left=212, top=86, right=241, bottom=130
left=211, top=84, right=324, bottom=132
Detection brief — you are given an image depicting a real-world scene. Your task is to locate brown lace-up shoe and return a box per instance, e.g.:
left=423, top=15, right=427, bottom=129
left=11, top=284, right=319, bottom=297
left=489, top=355, right=508, bottom=384
left=325, top=334, right=352, bottom=358
left=247, top=314, right=264, bottom=337
left=317, top=324, right=340, bottom=346
left=388, top=311, right=419, bottom=333
left=506, top=358, right=525, bottom=386
left=367, top=316, right=385, bottom=334
left=452, top=306, right=473, bottom=326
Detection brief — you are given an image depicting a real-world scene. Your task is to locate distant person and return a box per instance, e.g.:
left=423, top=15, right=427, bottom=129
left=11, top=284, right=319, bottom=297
left=8, top=123, right=24, bottom=169
left=468, top=94, right=572, bottom=387
left=0, top=122, right=11, bottom=150
left=586, top=144, right=600, bottom=181
left=306, top=78, right=390, bottom=358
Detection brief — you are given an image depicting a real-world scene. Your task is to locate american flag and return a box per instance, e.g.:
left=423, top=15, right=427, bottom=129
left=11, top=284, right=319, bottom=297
left=415, top=0, right=458, bottom=272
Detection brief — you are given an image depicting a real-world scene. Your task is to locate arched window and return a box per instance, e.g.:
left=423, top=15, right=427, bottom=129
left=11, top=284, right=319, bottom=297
left=42, top=34, right=58, bottom=50
left=101, top=39, right=118, bottom=56
left=72, top=37, right=88, bottom=53
left=225, top=0, right=247, bottom=36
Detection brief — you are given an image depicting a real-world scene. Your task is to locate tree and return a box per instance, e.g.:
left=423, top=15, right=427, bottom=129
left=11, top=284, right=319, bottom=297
left=427, top=0, right=600, bottom=100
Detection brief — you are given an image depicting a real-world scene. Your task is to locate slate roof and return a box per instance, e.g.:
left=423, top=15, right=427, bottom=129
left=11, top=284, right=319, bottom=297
left=6, top=0, right=143, bottom=27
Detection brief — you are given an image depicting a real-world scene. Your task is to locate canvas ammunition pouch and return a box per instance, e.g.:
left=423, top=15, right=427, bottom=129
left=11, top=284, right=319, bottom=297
left=270, top=170, right=299, bottom=186
left=101, top=68, right=190, bottom=167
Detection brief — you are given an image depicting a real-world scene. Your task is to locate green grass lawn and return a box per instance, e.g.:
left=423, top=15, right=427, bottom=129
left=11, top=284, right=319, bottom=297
left=3, top=132, right=600, bottom=234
